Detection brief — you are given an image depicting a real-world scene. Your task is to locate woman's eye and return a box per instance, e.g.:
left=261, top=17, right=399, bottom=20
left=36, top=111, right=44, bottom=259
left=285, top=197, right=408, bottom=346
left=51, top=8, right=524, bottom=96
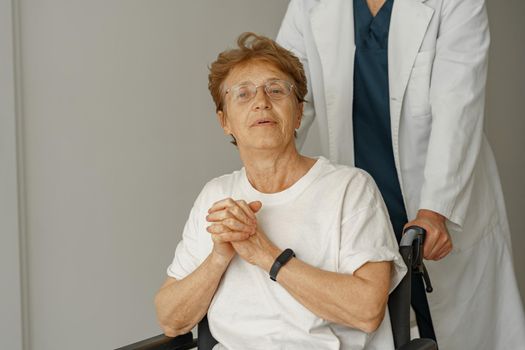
left=267, top=82, right=286, bottom=95
left=236, top=87, right=251, bottom=99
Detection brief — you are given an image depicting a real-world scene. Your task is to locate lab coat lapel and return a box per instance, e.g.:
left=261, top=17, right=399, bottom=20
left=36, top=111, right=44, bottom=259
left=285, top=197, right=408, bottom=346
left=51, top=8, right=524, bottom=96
left=310, top=0, right=356, bottom=165
left=388, top=0, right=434, bottom=177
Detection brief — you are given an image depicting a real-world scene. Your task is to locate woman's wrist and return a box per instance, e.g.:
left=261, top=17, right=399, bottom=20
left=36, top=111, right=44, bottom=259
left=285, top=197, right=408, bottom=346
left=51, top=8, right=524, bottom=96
left=209, top=250, right=234, bottom=269
left=258, top=246, right=282, bottom=272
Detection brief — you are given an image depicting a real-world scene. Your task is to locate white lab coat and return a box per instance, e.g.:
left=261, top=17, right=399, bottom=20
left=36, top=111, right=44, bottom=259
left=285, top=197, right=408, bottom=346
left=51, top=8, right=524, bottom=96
left=277, top=0, right=525, bottom=349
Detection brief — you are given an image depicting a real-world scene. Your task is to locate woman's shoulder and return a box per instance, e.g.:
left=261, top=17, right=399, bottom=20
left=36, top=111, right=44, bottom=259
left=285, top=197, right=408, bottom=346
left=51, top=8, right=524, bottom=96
left=192, top=169, right=244, bottom=207
left=203, top=169, right=243, bottom=192
left=317, top=157, right=376, bottom=186
left=318, top=157, right=382, bottom=201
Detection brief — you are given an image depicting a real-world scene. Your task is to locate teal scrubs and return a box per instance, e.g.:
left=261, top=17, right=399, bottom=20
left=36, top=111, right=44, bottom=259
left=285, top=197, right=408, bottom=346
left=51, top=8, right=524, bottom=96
left=352, top=0, right=436, bottom=342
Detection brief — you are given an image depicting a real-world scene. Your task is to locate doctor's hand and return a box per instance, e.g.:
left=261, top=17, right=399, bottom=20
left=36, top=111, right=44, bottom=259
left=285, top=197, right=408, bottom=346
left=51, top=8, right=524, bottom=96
left=206, top=198, right=262, bottom=264
left=405, top=209, right=453, bottom=261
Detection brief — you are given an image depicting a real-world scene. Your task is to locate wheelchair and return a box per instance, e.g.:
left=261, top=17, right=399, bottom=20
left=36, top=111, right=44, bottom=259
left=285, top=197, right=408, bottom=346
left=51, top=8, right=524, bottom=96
left=117, top=226, right=437, bottom=350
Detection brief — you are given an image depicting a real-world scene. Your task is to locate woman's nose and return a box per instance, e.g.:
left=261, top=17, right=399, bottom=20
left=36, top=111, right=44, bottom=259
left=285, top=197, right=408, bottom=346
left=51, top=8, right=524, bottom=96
left=252, top=86, right=272, bottom=110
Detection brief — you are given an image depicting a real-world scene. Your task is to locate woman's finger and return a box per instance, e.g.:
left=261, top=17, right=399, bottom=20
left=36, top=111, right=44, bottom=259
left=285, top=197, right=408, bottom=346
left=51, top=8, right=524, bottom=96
left=214, top=231, right=251, bottom=242
left=207, top=223, right=229, bottom=234
left=208, top=198, right=237, bottom=214
left=208, top=218, right=254, bottom=234
left=206, top=209, right=230, bottom=222
left=236, top=200, right=257, bottom=222
left=206, top=207, right=250, bottom=224
left=228, top=203, right=254, bottom=225
left=248, top=201, right=262, bottom=213
left=223, top=218, right=255, bottom=233
left=208, top=198, right=254, bottom=226
left=206, top=210, right=255, bottom=233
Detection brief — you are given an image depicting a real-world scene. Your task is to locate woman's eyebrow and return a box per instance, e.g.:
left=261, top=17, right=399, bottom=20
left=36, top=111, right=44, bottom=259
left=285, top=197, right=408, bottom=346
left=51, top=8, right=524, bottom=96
left=234, top=77, right=283, bottom=86
left=264, top=77, right=282, bottom=82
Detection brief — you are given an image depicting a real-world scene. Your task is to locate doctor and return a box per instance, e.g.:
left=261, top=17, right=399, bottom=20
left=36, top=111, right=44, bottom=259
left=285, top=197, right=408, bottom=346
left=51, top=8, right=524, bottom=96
left=277, top=0, right=525, bottom=349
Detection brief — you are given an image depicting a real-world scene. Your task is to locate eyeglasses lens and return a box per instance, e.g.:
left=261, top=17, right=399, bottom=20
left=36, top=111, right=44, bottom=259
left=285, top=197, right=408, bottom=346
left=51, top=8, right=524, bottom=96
left=231, top=80, right=292, bottom=103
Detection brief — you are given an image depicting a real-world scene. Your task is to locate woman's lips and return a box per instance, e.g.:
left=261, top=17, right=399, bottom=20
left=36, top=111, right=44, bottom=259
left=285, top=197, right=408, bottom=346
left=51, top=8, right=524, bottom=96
left=252, top=119, right=277, bottom=127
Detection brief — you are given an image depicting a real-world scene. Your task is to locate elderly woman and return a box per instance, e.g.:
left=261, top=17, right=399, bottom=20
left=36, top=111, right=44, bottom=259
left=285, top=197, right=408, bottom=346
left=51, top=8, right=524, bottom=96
left=154, top=32, right=406, bottom=349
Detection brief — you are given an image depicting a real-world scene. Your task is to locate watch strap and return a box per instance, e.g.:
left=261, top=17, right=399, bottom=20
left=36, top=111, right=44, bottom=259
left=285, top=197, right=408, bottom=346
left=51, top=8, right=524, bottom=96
left=269, top=248, right=295, bottom=281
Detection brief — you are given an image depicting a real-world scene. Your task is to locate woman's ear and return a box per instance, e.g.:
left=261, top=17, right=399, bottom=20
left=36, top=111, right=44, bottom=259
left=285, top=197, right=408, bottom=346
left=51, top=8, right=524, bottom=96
left=295, top=102, right=304, bottom=129
left=217, top=111, right=231, bottom=134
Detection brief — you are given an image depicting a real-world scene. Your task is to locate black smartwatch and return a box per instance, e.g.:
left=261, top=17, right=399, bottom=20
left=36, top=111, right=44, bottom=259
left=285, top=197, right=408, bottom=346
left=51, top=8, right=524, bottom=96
left=270, top=248, right=295, bottom=281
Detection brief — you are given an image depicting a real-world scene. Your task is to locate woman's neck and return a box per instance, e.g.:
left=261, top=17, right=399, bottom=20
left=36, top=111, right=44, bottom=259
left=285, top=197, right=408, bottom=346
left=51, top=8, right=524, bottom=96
left=239, top=146, right=316, bottom=194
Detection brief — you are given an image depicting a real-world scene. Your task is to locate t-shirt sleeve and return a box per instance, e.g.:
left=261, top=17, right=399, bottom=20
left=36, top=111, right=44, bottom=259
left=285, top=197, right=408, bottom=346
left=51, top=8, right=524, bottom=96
left=338, top=171, right=407, bottom=293
left=166, top=186, right=210, bottom=280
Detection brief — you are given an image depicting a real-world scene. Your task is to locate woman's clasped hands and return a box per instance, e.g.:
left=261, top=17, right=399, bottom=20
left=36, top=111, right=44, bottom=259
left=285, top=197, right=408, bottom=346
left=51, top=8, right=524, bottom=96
left=206, top=198, right=279, bottom=270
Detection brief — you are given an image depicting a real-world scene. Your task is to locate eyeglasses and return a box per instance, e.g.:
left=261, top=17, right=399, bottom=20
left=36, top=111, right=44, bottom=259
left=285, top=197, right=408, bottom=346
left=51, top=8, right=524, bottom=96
left=225, top=79, right=294, bottom=104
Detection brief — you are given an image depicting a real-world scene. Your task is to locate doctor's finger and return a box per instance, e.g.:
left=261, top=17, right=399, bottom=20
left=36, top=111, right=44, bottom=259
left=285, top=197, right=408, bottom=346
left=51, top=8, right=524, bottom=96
left=423, top=236, right=440, bottom=259
left=425, top=248, right=441, bottom=260
left=432, top=231, right=452, bottom=253
left=434, top=240, right=453, bottom=260
left=427, top=246, right=449, bottom=261
left=426, top=237, right=451, bottom=260
left=436, top=246, right=453, bottom=260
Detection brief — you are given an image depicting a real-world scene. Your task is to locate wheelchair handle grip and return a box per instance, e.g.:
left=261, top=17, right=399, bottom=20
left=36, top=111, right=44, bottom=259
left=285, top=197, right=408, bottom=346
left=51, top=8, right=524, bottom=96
left=399, top=225, right=433, bottom=293
left=399, top=225, right=426, bottom=247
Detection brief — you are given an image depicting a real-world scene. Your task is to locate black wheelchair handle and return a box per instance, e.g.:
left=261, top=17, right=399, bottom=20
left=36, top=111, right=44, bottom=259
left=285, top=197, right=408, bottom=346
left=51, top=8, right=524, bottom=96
left=400, top=225, right=426, bottom=247
left=399, top=225, right=433, bottom=293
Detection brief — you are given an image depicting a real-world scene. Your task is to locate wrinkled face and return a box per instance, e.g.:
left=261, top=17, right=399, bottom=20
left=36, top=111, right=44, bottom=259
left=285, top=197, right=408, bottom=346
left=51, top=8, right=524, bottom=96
left=217, top=60, right=303, bottom=151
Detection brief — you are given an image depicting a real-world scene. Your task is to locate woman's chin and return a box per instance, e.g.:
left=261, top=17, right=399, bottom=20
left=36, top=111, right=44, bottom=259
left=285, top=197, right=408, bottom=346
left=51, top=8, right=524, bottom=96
left=240, top=138, right=295, bottom=153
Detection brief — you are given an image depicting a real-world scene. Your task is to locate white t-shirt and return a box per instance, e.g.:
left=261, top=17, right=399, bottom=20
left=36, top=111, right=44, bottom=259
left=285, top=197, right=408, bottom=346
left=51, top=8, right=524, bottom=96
left=167, top=157, right=406, bottom=349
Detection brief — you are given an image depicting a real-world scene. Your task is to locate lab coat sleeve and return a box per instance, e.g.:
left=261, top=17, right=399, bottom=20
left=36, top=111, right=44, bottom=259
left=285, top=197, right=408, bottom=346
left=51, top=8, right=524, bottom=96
left=419, top=0, right=490, bottom=229
left=276, top=0, right=316, bottom=150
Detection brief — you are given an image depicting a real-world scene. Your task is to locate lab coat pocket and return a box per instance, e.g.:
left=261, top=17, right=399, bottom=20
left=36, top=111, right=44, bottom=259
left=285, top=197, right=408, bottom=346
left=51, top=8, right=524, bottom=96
left=404, top=50, right=435, bottom=118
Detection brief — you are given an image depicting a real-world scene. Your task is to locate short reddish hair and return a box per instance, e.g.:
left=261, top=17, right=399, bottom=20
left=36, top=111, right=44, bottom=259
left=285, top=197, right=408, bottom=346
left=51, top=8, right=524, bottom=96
left=208, top=32, right=307, bottom=112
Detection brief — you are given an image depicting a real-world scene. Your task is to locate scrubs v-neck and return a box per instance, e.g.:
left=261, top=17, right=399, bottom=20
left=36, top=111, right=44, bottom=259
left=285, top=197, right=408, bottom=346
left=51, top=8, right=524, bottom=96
left=352, top=0, right=437, bottom=342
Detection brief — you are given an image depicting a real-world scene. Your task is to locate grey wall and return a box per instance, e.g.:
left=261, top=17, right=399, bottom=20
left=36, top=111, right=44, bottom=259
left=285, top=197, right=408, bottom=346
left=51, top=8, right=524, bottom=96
left=0, top=1, right=24, bottom=349
left=485, top=0, right=525, bottom=299
left=1, top=1, right=523, bottom=350
left=7, top=1, right=289, bottom=349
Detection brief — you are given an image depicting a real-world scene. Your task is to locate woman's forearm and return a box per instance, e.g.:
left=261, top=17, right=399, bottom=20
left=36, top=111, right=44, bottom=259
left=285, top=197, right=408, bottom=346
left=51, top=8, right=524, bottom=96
left=232, top=227, right=392, bottom=333
left=154, top=252, right=231, bottom=337
left=270, top=257, right=391, bottom=333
